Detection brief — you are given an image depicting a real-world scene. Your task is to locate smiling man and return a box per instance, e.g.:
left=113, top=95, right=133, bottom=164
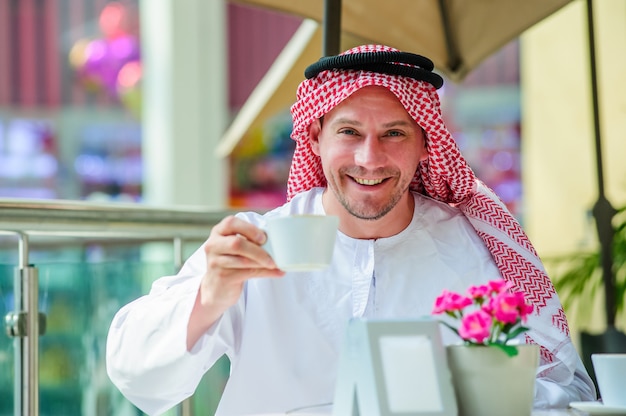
left=106, top=45, right=596, bottom=415
left=311, top=85, right=428, bottom=236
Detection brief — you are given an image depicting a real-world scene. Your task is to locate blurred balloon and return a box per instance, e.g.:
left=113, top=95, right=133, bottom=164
left=109, top=35, right=140, bottom=63
left=117, top=60, right=142, bottom=118
left=99, top=1, right=139, bottom=39
left=68, top=38, right=91, bottom=69
left=77, top=39, right=109, bottom=92
left=68, top=1, right=142, bottom=118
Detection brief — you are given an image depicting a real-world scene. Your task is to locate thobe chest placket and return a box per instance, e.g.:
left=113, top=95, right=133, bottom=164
left=351, top=239, right=375, bottom=317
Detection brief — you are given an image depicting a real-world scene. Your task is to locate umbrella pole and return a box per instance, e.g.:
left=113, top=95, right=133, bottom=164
left=437, top=0, right=461, bottom=73
left=585, top=0, right=618, bottom=326
left=323, top=0, right=341, bottom=56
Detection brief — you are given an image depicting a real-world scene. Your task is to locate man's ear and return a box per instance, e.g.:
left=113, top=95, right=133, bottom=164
left=309, top=119, right=322, bottom=156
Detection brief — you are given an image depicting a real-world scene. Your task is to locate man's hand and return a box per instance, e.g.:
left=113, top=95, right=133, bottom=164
left=187, top=216, right=284, bottom=350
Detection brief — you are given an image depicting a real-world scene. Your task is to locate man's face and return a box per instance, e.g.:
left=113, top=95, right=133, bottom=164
left=309, top=86, right=428, bottom=221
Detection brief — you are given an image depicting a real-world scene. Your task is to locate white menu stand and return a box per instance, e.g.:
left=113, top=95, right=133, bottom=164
left=332, top=318, right=457, bottom=416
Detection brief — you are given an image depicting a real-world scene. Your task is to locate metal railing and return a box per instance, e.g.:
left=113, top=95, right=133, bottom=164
left=1, top=198, right=235, bottom=416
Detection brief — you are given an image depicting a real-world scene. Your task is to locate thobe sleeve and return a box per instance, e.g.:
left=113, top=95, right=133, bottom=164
left=105, top=245, right=243, bottom=415
left=534, top=348, right=597, bottom=408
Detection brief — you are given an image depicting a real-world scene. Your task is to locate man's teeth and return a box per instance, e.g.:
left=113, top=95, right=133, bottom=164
left=355, top=178, right=384, bottom=185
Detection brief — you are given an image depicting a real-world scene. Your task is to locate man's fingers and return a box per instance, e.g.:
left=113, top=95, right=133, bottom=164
left=212, top=251, right=279, bottom=271
left=206, top=255, right=285, bottom=285
left=213, top=215, right=267, bottom=245
left=206, top=233, right=275, bottom=269
left=237, top=266, right=285, bottom=279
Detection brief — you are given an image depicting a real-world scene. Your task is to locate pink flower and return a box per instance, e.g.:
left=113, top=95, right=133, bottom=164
left=431, top=279, right=534, bottom=353
left=517, top=294, right=534, bottom=322
left=487, top=292, right=535, bottom=324
left=488, top=293, right=522, bottom=324
left=458, top=310, right=492, bottom=344
left=467, top=284, right=490, bottom=300
left=432, top=289, right=472, bottom=314
left=487, top=279, right=512, bottom=295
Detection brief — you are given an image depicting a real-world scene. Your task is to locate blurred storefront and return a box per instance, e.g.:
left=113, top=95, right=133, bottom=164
left=0, top=1, right=524, bottom=216
left=0, top=0, right=142, bottom=202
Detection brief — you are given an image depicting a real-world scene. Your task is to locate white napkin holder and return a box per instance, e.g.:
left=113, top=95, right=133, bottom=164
left=332, top=318, right=457, bottom=416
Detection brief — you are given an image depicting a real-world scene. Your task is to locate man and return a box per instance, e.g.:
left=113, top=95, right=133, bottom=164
left=106, top=45, right=596, bottom=415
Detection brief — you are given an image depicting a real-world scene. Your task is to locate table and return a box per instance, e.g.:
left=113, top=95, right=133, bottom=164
left=252, top=409, right=590, bottom=415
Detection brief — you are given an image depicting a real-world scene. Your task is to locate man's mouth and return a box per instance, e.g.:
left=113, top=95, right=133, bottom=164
left=353, top=177, right=385, bottom=186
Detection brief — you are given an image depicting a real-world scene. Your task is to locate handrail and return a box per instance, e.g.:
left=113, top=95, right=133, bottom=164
left=0, top=197, right=236, bottom=240
left=0, top=197, right=240, bottom=416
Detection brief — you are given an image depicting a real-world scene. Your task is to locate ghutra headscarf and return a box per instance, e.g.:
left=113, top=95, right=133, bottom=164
left=288, top=44, right=576, bottom=382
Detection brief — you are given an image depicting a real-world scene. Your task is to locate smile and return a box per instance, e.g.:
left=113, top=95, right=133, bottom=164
left=354, top=177, right=385, bottom=186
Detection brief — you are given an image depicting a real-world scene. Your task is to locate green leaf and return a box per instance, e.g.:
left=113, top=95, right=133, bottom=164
left=490, top=343, right=519, bottom=357
left=505, top=325, right=530, bottom=342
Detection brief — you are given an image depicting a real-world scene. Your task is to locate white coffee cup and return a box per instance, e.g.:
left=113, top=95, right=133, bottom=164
left=263, top=214, right=339, bottom=272
left=591, top=353, right=626, bottom=407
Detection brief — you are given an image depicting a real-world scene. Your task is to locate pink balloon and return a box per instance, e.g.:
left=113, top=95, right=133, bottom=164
left=117, top=61, right=142, bottom=118
left=99, top=1, right=139, bottom=38
left=117, top=60, right=142, bottom=91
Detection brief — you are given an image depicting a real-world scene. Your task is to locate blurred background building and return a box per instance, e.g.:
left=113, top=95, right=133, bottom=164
left=0, top=0, right=524, bottom=213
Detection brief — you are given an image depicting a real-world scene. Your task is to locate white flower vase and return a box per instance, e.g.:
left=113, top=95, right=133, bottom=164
left=446, top=344, right=539, bottom=416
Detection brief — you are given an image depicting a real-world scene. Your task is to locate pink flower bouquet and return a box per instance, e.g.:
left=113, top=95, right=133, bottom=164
left=432, top=279, right=534, bottom=356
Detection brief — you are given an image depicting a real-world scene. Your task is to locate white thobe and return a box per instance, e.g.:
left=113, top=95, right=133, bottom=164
left=106, top=188, right=595, bottom=415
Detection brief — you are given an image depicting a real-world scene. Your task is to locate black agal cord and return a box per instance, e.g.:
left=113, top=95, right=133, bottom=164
left=304, top=51, right=444, bottom=89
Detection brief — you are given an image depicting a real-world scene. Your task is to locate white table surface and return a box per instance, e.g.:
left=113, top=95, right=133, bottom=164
left=244, top=399, right=618, bottom=415
left=250, top=409, right=592, bottom=415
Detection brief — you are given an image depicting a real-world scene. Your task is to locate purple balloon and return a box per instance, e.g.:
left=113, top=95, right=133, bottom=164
left=82, top=39, right=108, bottom=73
left=75, top=35, right=140, bottom=98
left=109, top=35, right=140, bottom=63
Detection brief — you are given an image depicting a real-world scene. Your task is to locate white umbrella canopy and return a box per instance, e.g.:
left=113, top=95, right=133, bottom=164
left=217, top=0, right=574, bottom=154
left=231, top=0, right=573, bottom=81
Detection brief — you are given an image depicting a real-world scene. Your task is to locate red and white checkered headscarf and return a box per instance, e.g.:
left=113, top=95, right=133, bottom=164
left=288, top=44, right=577, bottom=381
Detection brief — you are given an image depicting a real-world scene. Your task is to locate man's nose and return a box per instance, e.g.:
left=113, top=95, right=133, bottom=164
left=354, top=136, right=386, bottom=168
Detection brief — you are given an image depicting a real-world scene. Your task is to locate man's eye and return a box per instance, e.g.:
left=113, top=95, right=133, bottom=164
left=387, top=130, right=404, bottom=137
left=339, top=128, right=357, bottom=135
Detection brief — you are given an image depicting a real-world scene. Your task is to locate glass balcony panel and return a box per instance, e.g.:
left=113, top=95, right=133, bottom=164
left=1, top=241, right=229, bottom=416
